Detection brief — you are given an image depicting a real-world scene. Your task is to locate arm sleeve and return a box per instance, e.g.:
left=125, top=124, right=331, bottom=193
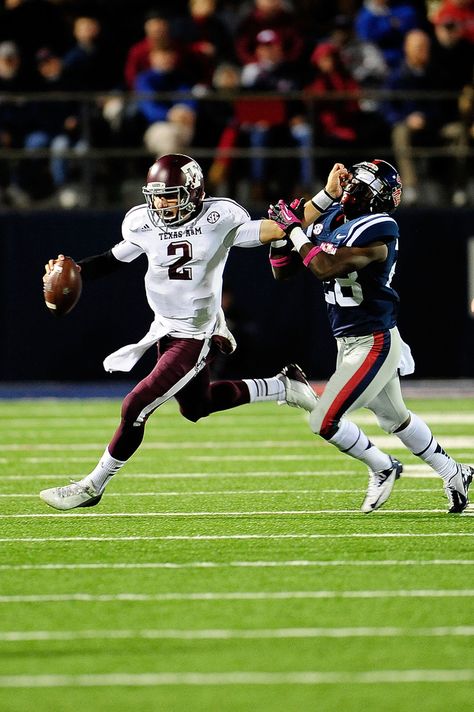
left=231, top=219, right=263, bottom=248
left=77, top=250, right=128, bottom=281
left=78, top=240, right=144, bottom=280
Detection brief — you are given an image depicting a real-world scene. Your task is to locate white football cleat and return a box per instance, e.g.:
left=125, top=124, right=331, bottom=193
left=40, top=481, right=102, bottom=511
left=276, top=363, right=318, bottom=412
left=445, top=464, right=473, bottom=514
left=361, top=457, right=403, bottom=513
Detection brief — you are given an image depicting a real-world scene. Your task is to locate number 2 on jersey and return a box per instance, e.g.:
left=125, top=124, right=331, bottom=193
left=168, top=241, right=193, bottom=280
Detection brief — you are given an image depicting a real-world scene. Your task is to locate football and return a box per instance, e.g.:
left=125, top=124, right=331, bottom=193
left=43, top=256, right=82, bottom=316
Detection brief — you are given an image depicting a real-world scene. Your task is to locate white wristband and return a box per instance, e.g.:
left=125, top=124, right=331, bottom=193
left=311, top=189, right=334, bottom=212
left=288, top=226, right=311, bottom=252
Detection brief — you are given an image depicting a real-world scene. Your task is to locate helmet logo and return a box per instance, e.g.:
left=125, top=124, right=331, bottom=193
left=182, top=160, right=203, bottom=189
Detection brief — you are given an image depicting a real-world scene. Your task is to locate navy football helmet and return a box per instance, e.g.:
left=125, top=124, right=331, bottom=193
left=142, top=153, right=205, bottom=226
left=341, top=159, right=402, bottom=220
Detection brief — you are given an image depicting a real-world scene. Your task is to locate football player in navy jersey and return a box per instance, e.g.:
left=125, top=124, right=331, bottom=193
left=39, top=153, right=318, bottom=511
left=268, top=159, right=473, bottom=513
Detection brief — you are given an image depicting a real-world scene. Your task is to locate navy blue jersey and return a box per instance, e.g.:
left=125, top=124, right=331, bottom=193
left=307, top=205, right=400, bottom=337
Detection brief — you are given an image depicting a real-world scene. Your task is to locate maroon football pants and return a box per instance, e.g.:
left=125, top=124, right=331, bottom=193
left=108, top=336, right=250, bottom=461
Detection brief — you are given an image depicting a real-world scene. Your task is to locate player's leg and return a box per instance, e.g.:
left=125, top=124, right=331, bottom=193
left=39, top=336, right=212, bottom=510
left=175, top=359, right=249, bottom=422
left=176, top=356, right=317, bottom=421
left=368, top=379, right=473, bottom=513
left=309, top=328, right=403, bottom=512
left=243, top=363, right=318, bottom=412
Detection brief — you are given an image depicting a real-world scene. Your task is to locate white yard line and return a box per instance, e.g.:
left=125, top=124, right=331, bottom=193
left=3, top=412, right=474, bottom=427
left=0, top=509, right=458, bottom=519
left=1, top=437, right=473, bottom=450
left=0, top=463, right=468, bottom=481
left=1, top=532, right=472, bottom=543
left=3, top=507, right=467, bottom=519
left=0, top=590, right=473, bottom=603
left=1, top=626, right=474, bottom=642
left=0, top=559, right=472, bottom=572
left=0, top=471, right=355, bottom=480
left=0, top=468, right=459, bottom=481
left=0, top=441, right=319, bottom=451
left=0, top=488, right=441, bottom=497
left=0, top=670, right=473, bottom=687
left=0, top=489, right=350, bottom=498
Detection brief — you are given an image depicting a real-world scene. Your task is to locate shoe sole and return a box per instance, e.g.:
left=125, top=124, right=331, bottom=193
left=39, top=492, right=102, bottom=511
left=78, top=494, right=103, bottom=508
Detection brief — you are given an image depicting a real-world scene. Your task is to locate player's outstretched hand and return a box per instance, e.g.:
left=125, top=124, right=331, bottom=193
left=288, top=197, right=306, bottom=220
left=325, top=163, right=350, bottom=199
left=268, top=199, right=302, bottom=236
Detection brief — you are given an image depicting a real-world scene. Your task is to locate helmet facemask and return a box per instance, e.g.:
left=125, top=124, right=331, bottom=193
left=142, top=183, right=196, bottom=226
left=341, top=160, right=402, bottom=219
left=142, top=154, right=205, bottom=227
left=341, top=179, right=377, bottom=219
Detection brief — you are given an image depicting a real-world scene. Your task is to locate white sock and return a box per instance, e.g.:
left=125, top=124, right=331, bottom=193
left=81, top=448, right=126, bottom=494
left=329, top=419, right=392, bottom=472
left=243, top=377, right=285, bottom=402
left=395, top=412, right=457, bottom=480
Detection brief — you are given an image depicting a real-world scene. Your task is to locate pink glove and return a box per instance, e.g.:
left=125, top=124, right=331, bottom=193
left=268, top=199, right=302, bottom=235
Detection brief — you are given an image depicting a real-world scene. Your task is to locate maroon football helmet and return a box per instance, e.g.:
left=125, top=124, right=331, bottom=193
left=142, top=153, right=205, bottom=226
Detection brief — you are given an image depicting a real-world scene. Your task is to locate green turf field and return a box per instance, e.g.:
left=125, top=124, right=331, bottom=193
left=0, top=397, right=473, bottom=712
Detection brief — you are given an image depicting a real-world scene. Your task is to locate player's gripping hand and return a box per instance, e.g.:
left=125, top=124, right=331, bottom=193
left=268, top=199, right=302, bottom=236
left=43, top=254, right=64, bottom=284
left=43, top=254, right=81, bottom=283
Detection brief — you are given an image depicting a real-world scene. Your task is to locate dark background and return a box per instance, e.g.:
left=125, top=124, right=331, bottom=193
left=1, top=207, right=473, bottom=383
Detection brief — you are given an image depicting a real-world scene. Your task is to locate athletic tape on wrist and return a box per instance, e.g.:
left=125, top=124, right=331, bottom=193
left=288, top=226, right=310, bottom=252
left=272, top=239, right=288, bottom=249
left=311, top=189, right=334, bottom=212
left=302, top=245, right=323, bottom=267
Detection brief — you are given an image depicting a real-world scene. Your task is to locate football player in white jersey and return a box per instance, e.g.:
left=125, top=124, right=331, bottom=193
left=40, top=153, right=318, bottom=510
left=268, top=159, right=473, bottom=514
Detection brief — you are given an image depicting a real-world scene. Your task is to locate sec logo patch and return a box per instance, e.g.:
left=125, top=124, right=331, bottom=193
left=207, top=211, right=220, bottom=224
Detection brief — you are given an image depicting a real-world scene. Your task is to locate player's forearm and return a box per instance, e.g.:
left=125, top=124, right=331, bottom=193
left=302, top=190, right=334, bottom=227
left=259, top=218, right=286, bottom=244
left=301, top=164, right=348, bottom=226
left=77, top=250, right=128, bottom=280
left=269, top=238, right=301, bottom=280
left=298, top=243, right=386, bottom=281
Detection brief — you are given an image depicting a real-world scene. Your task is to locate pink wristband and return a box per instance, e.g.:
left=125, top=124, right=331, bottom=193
left=270, top=255, right=292, bottom=267
left=302, top=245, right=322, bottom=267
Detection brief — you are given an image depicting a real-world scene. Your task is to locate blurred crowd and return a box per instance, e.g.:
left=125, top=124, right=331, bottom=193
left=0, top=0, right=473, bottom=208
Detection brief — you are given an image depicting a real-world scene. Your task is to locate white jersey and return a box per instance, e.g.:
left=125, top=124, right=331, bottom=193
left=112, top=197, right=262, bottom=337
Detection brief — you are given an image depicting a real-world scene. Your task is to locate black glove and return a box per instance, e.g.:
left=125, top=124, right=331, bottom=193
left=288, top=197, right=305, bottom=220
